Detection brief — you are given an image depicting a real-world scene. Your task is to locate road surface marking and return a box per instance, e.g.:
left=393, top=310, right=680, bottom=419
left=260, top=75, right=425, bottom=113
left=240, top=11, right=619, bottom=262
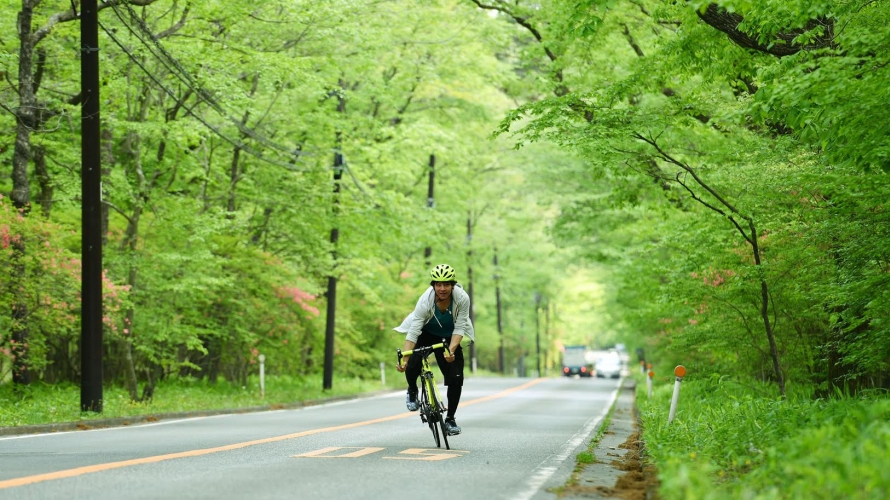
left=293, top=447, right=385, bottom=458
left=460, top=378, right=545, bottom=408
left=0, top=378, right=546, bottom=490
left=382, top=448, right=469, bottom=461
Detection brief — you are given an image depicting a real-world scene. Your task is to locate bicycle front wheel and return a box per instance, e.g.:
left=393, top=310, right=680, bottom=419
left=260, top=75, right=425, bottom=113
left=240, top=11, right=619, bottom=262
left=422, top=384, right=441, bottom=448
left=437, top=415, right=450, bottom=450
left=428, top=384, right=450, bottom=450
left=429, top=416, right=441, bottom=448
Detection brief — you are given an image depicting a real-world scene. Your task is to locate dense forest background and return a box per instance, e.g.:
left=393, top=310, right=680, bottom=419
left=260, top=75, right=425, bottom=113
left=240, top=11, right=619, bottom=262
left=2, top=0, right=888, bottom=402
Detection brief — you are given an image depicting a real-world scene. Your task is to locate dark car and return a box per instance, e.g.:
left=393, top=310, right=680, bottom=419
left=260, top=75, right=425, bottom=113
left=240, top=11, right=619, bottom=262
left=563, top=364, right=593, bottom=377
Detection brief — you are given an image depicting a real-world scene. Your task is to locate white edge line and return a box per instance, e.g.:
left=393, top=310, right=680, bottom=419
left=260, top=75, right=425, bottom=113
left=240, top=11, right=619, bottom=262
left=512, top=380, right=623, bottom=500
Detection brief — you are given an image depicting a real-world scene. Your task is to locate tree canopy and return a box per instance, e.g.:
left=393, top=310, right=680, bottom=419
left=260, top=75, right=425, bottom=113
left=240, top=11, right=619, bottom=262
left=2, top=0, right=888, bottom=398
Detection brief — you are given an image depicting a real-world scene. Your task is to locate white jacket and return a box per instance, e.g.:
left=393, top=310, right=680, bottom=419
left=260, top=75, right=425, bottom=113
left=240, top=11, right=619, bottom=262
left=394, top=284, right=475, bottom=344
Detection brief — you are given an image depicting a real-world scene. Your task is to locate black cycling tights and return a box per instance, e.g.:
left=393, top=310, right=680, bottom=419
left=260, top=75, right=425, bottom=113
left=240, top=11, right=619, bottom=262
left=446, top=385, right=461, bottom=419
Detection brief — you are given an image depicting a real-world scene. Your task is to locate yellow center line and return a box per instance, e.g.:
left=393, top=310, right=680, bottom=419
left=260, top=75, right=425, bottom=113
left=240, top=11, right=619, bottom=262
left=460, top=378, right=545, bottom=408
left=0, top=377, right=548, bottom=490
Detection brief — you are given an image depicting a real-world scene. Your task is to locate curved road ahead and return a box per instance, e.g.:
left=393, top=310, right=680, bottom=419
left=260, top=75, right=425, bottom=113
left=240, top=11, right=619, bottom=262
left=1, top=376, right=620, bottom=500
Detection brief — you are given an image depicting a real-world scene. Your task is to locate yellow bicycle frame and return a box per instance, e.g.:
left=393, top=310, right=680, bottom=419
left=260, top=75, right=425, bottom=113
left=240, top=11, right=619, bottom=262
left=398, top=343, right=451, bottom=412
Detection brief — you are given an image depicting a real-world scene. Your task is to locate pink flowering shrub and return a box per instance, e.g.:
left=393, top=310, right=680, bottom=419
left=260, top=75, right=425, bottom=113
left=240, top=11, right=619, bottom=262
left=277, top=286, right=320, bottom=317
left=0, top=197, right=130, bottom=380
left=690, top=268, right=737, bottom=287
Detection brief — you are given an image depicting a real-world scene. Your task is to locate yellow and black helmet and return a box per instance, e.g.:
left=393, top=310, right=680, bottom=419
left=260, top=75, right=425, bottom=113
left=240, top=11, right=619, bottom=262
left=430, top=264, right=456, bottom=282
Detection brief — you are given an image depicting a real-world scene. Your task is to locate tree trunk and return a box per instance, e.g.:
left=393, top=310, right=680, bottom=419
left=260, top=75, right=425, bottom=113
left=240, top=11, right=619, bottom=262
left=696, top=3, right=834, bottom=57
left=118, top=130, right=158, bottom=401
left=118, top=217, right=144, bottom=402
left=634, top=134, right=787, bottom=397
left=759, top=280, right=785, bottom=394
left=43, top=337, right=73, bottom=383
left=748, top=221, right=786, bottom=398
left=227, top=74, right=259, bottom=215
left=13, top=2, right=36, bottom=212
left=11, top=238, right=31, bottom=385
left=10, top=0, right=39, bottom=386
left=33, top=145, right=52, bottom=217
left=120, top=315, right=140, bottom=401
left=101, top=127, right=114, bottom=245
left=250, top=207, right=274, bottom=247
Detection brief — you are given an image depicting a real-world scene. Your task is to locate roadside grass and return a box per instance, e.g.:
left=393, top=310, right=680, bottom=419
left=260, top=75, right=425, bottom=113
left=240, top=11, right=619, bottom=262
left=0, top=375, right=389, bottom=427
left=637, top=373, right=890, bottom=499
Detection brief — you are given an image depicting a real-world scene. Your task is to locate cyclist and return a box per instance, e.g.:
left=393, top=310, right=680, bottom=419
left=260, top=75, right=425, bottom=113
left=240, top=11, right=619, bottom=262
left=395, top=263, right=475, bottom=436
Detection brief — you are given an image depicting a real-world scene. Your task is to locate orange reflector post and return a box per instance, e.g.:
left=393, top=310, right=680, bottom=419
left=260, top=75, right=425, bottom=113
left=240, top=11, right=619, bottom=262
left=668, top=365, right=687, bottom=423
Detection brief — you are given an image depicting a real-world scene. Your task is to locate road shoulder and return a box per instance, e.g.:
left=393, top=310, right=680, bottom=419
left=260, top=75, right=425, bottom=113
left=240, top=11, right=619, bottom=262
left=558, top=378, right=658, bottom=500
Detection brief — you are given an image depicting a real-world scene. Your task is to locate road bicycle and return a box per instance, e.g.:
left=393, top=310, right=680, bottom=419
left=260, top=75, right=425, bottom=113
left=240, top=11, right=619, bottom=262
left=397, top=343, right=451, bottom=450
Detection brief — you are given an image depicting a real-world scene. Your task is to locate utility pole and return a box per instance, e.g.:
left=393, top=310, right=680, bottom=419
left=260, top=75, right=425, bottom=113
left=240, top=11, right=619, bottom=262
left=494, top=248, right=504, bottom=373
left=544, top=301, right=551, bottom=376
left=323, top=149, right=342, bottom=391
left=534, top=292, right=542, bottom=377
left=466, top=213, right=476, bottom=373
left=423, top=154, right=435, bottom=268
left=81, top=0, right=104, bottom=413
left=323, top=93, right=346, bottom=391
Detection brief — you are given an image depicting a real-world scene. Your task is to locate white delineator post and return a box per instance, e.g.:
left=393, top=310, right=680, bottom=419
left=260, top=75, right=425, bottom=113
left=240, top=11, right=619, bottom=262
left=258, top=354, right=266, bottom=398
left=647, top=369, right=654, bottom=398
left=668, top=365, right=686, bottom=423
left=380, top=361, right=386, bottom=386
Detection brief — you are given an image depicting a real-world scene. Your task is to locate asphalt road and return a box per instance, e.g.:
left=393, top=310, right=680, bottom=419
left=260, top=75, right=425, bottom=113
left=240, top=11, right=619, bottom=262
left=0, top=376, right=621, bottom=500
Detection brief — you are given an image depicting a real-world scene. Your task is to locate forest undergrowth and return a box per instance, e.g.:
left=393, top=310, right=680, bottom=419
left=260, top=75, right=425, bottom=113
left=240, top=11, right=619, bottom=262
left=637, top=374, right=890, bottom=499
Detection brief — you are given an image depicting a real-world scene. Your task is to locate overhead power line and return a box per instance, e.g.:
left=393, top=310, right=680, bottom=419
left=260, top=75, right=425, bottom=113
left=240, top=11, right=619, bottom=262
left=100, top=2, right=309, bottom=170
left=97, top=1, right=376, bottom=195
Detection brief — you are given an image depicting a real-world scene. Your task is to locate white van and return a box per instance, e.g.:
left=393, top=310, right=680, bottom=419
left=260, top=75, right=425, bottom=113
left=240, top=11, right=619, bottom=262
left=595, top=352, right=622, bottom=379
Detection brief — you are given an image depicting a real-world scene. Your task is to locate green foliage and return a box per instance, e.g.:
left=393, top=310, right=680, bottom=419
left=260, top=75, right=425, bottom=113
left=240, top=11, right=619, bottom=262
left=3, top=13, right=890, bottom=500
left=483, top=0, right=890, bottom=397
left=639, top=375, right=890, bottom=499
left=1, top=0, right=578, bottom=394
